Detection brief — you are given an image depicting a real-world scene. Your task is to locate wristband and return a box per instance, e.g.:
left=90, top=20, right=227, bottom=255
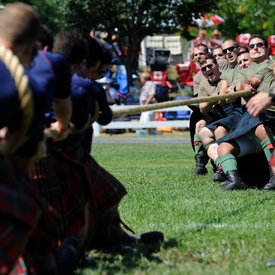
left=269, top=90, right=275, bottom=103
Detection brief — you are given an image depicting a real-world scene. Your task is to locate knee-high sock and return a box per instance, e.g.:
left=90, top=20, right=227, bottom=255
left=214, top=157, right=220, bottom=169
left=194, top=134, right=205, bottom=156
left=261, top=137, right=275, bottom=162
left=219, top=154, right=237, bottom=174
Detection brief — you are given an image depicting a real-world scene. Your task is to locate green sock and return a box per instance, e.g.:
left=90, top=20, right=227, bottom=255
left=215, top=157, right=220, bottom=167
left=193, top=134, right=204, bottom=155
left=204, top=142, right=212, bottom=152
left=219, top=154, right=238, bottom=174
left=261, top=137, right=275, bottom=162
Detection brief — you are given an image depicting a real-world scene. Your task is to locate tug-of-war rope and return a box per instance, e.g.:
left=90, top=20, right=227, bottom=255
left=46, top=89, right=253, bottom=138
left=112, top=90, right=252, bottom=118
left=0, top=44, right=33, bottom=155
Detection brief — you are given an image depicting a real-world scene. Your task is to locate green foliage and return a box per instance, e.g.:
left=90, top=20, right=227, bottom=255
left=81, top=142, right=275, bottom=275
left=217, top=0, right=275, bottom=38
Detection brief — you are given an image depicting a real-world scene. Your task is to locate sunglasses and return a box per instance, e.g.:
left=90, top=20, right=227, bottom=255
left=201, top=64, right=213, bottom=72
left=248, top=42, right=265, bottom=49
left=222, top=46, right=236, bottom=54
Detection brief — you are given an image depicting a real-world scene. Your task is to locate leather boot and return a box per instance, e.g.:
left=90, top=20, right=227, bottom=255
left=212, top=170, right=227, bottom=183
left=192, top=154, right=208, bottom=175
left=222, top=170, right=247, bottom=190
left=262, top=167, right=275, bottom=190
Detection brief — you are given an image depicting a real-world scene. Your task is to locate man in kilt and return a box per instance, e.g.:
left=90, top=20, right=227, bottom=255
left=198, top=48, right=251, bottom=183
left=216, top=34, right=275, bottom=190
left=246, top=65, right=275, bottom=180
left=0, top=3, right=64, bottom=274
left=28, top=29, right=92, bottom=271
left=191, top=43, right=229, bottom=175
left=53, top=35, right=164, bottom=255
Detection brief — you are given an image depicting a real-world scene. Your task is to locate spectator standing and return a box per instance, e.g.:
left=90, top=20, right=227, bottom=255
left=139, top=72, right=157, bottom=135
left=209, top=29, right=223, bottom=48
left=188, top=30, right=209, bottom=59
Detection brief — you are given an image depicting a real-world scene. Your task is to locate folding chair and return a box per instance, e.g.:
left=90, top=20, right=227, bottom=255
left=176, top=61, right=194, bottom=89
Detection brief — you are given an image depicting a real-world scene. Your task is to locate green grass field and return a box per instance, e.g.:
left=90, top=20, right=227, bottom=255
left=79, top=143, right=275, bottom=275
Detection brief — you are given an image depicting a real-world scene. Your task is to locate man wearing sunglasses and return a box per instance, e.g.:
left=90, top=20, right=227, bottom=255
left=219, top=39, right=241, bottom=86
left=191, top=39, right=240, bottom=180
left=198, top=54, right=238, bottom=118
left=215, top=34, right=275, bottom=190
left=196, top=53, right=243, bottom=182
left=191, top=44, right=229, bottom=175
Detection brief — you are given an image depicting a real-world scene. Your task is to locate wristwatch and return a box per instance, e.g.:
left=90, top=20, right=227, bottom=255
left=269, top=90, right=275, bottom=103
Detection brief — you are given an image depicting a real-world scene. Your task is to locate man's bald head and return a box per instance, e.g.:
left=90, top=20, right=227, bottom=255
left=0, top=3, right=40, bottom=46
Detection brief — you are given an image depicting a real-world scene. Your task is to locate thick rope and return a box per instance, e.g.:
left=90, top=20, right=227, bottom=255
left=112, top=90, right=252, bottom=118
left=0, top=45, right=33, bottom=155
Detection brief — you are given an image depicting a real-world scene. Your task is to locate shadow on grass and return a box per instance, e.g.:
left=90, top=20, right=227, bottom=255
left=181, top=195, right=275, bottom=236
left=79, top=239, right=179, bottom=274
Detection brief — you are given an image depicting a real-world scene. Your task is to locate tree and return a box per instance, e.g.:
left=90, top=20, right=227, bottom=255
left=1, top=0, right=64, bottom=34
left=217, top=0, right=275, bottom=39
left=60, top=0, right=218, bottom=89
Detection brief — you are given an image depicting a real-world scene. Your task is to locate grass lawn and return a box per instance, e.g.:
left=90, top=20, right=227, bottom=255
left=79, top=143, right=275, bottom=275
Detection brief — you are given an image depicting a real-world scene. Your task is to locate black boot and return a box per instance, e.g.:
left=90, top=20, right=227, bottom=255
left=192, top=154, right=208, bottom=175
left=212, top=170, right=227, bottom=183
left=222, top=170, right=248, bottom=190
left=262, top=167, right=275, bottom=190
left=57, top=237, right=79, bottom=275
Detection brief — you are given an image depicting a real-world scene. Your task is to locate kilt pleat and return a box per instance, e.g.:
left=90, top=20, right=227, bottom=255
left=57, top=144, right=127, bottom=217
left=0, top=186, right=39, bottom=275
left=29, top=154, right=68, bottom=241
left=53, top=148, right=90, bottom=236
left=206, top=107, right=243, bottom=132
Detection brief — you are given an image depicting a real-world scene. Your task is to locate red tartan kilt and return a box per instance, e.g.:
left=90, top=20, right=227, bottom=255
left=29, top=154, right=68, bottom=240
left=0, top=186, right=39, bottom=275
left=83, top=154, right=127, bottom=216
left=0, top=156, right=61, bottom=274
left=58, top=144, right=127, bottom=217
left=53, top=149, right=91, bottom=236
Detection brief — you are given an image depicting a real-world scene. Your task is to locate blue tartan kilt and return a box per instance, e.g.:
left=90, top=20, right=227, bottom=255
left=206, top=107, right=243, bottom=132
left=217, top=109, right=275, bottom=144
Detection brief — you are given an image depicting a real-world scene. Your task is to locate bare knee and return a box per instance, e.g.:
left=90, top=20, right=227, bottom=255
left=218, top=141, right=239, bottom=157
left=255, top=124, right=272, bottom=141
left=195, top=119, right=207, bottom=133
left=214, top=126, right=228, bottom=140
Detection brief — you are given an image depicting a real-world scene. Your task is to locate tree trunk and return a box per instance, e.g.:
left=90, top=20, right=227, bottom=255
left=125, top=22, right=143, bottom=93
